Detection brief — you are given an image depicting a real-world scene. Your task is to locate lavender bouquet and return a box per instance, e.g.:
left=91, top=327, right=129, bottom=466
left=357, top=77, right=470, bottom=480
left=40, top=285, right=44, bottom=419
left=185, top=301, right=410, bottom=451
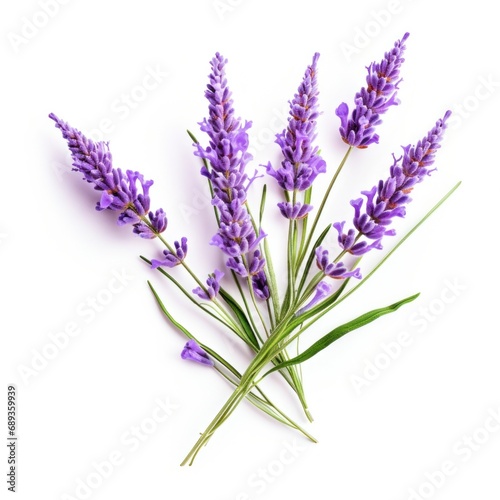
left=49, top=33, right=457, bottom=465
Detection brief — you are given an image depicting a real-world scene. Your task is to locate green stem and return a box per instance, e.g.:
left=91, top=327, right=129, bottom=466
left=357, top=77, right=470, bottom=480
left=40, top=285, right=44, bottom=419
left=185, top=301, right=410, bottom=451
left=148, top=280, right=314, bottom=440
left=180, top=305, right=311, bottom=465
left=298, top=146, right=353, bottom=267
left=141, top=256, right=240, bottom=334
left=214, top=365, right=316, bottom=438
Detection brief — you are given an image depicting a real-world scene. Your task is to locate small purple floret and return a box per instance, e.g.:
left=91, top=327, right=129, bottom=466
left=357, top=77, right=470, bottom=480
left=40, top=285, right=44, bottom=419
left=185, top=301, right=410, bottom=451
left=252, top=270, right=270, bottom=300
left=315, top=247, right=361, bottom=280
left=296, top=281, right=332, bottom=316
left=193, top=269, right=224, bottom=301
left=181, top=339, right=214, bottom=367
left=151, top=237, right=188, bottom=269
left=277, top=202, right=313, bottom=220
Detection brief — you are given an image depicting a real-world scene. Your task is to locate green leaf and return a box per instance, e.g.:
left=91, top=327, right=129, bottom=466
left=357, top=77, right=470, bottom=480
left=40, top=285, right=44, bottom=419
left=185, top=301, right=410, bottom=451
left=219, top=287, right=261, bottom=350
left=263, top=293, right=420, bottom=377
left=259, top=184, right=267, bottom=226
left=147, top=280, right=194, bottom=337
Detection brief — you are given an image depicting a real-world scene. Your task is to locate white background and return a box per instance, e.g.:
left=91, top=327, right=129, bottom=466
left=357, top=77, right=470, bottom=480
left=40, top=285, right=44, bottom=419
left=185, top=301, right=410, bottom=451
left=1, top=1, right=499, bottom=499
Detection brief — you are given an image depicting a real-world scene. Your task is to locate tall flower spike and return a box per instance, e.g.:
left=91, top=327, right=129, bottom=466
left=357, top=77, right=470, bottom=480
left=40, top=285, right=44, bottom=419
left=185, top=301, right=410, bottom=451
left=194, top=54, right=265, bottom=278
left=49, top=113, right=168, bottom=239
left=266, top=53, right=326, bottom=218
left=336, top=33, right=410, bottom=148
left=335, top=111, right=451, bottom=255
left=194, top=52, right=253, bottom=203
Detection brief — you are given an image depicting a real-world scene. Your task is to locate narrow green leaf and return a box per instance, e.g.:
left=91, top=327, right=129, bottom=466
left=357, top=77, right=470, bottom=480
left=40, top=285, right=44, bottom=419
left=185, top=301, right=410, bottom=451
left=186, top=129, right=198, bottom=144
left=148, top=281, right=193, bottom=336
left=219, top=287, right=261, bottom=350
left=263, top=293, right=419, bottom=377
left=259, top=184, right=267, bottom=226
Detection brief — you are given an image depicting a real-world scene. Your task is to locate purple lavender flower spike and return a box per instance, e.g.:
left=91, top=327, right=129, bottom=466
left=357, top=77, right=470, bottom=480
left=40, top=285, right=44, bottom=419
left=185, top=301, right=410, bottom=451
left=266, top=53, right=326, bottom=217
left=49, top=113, right=169, bottom=239
left=151, top=237, right=188, bottom=269
left=315, top=247, right=362, bottom=280
left=181, top=339, right=214, bottom=367
left=336, top=33, right=410, bottom=148
left=195, top=54, right=266, bottom=278
left=334, top=111, right=451, bottom=254
left=194, top=52, right=253, bottom=203
left=296, top=281, right=332, bottom=316
left=193, top=269, right=224, bottom=301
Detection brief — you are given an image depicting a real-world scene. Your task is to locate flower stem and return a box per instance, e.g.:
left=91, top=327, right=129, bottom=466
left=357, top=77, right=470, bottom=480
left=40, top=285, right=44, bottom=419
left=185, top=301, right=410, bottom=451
left=180, top=307, right=312, bottom=465
left=297, top=146, right=353, bottom=268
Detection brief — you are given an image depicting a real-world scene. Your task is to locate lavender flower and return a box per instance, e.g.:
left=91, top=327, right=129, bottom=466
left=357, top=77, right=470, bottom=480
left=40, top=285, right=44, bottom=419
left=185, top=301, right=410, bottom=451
left=252, top=270, right=270, bottom=300
left=266, top=53, right=326, bottom=218
left=181, top=339, right=214, bottom=367
left=193, top=269, right=224, bottom=300
left=332, top=222, right=382, bottom=256
left=315, top=247, right=361, bottom=280
left=151, top=237, right=188, bottom=269
left=335, top=111, right=451, bottom=254
left=210, top=199, right=265, bottom=258
left=194, top=52, right=253, bottom=204
left=195, top=53, right=265, bottom=278
left=296, top=281, right=332, bottom=316
left=336, top=33, right=410, bottom=148
left=49, top=113, right=168, bottom=239
left=277, top=202, right=313, bottom=220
